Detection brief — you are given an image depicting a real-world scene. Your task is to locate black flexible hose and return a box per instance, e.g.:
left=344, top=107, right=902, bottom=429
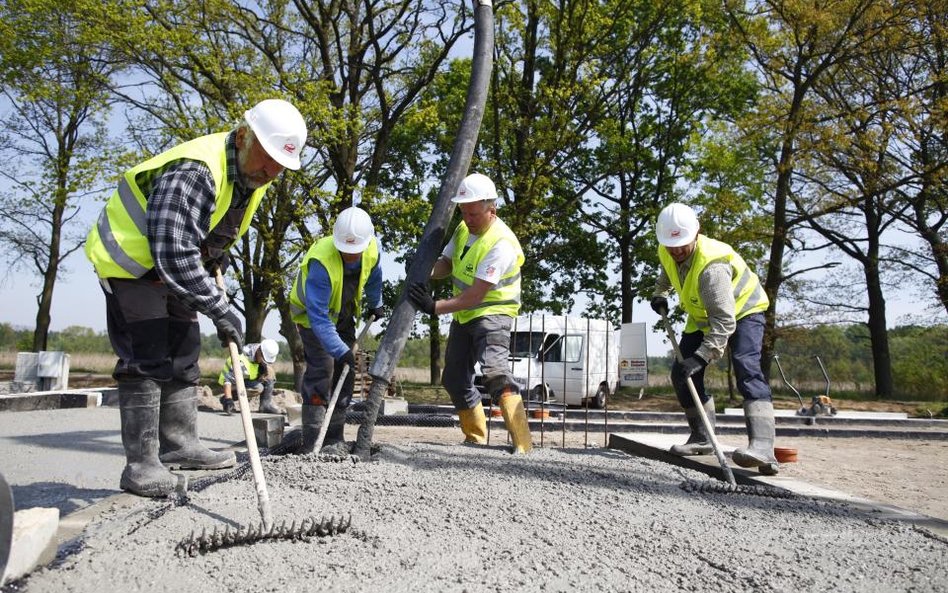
left=354, top=1, right=495, bottom=458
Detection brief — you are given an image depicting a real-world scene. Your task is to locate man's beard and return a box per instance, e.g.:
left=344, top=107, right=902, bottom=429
left=237, top=138, right=267, bottom=189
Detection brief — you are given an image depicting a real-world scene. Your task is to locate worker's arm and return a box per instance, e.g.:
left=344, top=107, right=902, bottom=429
left=696, top=261, right=736, bottom=363
left=147, top=160, right=231, bottom=319
left=364, top=253, right=384, bottom=309
left=652, top=266, right=673, bottom=298
left=430, top=255, right=453, bottom=280
left=304, top=260, right=350, bottom=359
left=431, top=278, right=494, bottom=315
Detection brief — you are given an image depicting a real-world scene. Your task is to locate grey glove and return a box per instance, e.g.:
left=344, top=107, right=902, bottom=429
left=407, top=282, right=435, bottom=315
left=650, top=296, right=669, bottom=317
left=674, top=354, right=707, bottom=381
left=214, top=309, right=243, bottom=349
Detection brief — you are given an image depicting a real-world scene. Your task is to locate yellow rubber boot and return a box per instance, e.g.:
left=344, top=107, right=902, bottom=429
left=499, top=392, right=533, bottom=454
left=458, top=403, right=488, bottom=445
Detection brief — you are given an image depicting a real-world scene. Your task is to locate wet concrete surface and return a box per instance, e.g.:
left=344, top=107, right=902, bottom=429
left=2, top=408, right=947, bottom=592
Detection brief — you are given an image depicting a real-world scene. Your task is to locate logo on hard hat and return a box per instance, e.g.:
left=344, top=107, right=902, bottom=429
left=283, top=143, right=297, bottom=154
left=345, top=236, right=357, bottom=244
left=670, top=230, right=681, bottom=238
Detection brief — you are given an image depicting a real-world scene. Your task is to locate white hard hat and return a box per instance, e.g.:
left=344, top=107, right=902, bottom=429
left=243, top=99, right=307, bottom=171
left=333, top=206, right=375, bottom=254
left=656, top=203, right=700, bottom=247
left=260, top=339, right=279, bottom=364
left=452, top=173, right=498, bottom=203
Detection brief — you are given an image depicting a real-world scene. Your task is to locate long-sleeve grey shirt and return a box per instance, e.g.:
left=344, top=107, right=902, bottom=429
left=654, top=256, right=736, bottom=363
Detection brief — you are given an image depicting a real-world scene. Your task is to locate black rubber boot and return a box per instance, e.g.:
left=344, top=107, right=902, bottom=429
left=733, top=400, right=779, bottom=475
left=118, top=379, right=179, bottom=497
left=298, top=404, right=326, bottom=455
left=670, top=398, right=716, bottom=456
left=257, top=381, right=281, bottom=414
left=320, top=406, right=350, bottom=455
left=159, top=381, right=236, bottom=470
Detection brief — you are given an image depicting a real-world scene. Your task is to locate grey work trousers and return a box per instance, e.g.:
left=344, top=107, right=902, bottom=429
left=441, top=315, right=518, bottom=410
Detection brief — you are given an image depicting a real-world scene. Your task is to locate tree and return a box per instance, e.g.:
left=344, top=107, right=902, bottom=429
left=0, top=0, right=120, bottom=352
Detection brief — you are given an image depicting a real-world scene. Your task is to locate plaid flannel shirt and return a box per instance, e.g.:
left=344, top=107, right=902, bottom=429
left=142, top=131, right=253, bottom=320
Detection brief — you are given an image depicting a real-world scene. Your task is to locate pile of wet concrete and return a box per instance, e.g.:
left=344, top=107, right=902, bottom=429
left=11, top=443, right=948, bottom=593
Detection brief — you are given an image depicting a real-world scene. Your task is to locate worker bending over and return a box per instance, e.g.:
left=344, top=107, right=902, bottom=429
left=289, top=206, right=384, bottom=455
left=408, top=173, right=533, bottom=454
left=85, top=99, right=307, bottom=496
left=219, top=339, right=281, bottom=415
left=650, top=203, right=778, bottom=474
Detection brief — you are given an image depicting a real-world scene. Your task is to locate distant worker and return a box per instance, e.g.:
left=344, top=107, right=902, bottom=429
left=650, top=203, right=778, bottom=474
left=289, top=206, right=384, bottom=455
left=219, top=339, right=281, bottom=415
left=85, top=99, right=307, bottom=497
left=407, top=173, right=532, bottom=454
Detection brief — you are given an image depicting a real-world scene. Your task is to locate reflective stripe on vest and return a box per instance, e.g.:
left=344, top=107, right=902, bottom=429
left=658, top=235, right=769, bottom=333
left=451, top=218, right=524, bottom=324
left=84, top=133, right=270, bottom=279
left=290, top=236, right=380, bottom=328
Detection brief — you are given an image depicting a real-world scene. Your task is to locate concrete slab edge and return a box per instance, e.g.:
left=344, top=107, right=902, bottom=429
left=608, top=432, right=948, bottom=539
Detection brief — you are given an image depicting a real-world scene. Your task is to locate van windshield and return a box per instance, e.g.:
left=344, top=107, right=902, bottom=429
left=509, top=331, right=545, bottom=358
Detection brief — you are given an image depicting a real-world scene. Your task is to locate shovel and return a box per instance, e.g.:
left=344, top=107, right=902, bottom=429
left=215, top=269, right=273, bottom=531
left=661, top=314, right=737, bottom=487
left=312, top=320, right=373, bottom=453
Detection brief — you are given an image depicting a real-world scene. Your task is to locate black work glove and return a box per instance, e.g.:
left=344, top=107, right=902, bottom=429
left=674, top=354, right=707, bottom=381
left=214, top=309, right=243, bottom=349
left=407, top=282, right=435, bottom=315
left=338, top=349, right=356, bottom=369
left=367, top=306, right=385, bottom=322
left=202, top=247, right=230, bottom=275
left=650, top=296, right=669, bottom=317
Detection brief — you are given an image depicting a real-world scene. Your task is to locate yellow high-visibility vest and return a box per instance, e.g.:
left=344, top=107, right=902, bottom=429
left=658, top=234, right=769, bottom=333
left=451, top=218, right=524, bottom=324
left=85, top=133, right=269, bottom=279
left=289, top=236, right=380, bottom=327
left=218, top=354, right=261, bottom=385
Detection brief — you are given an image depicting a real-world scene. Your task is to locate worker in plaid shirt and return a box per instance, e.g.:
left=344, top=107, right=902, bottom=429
left=85, top=99, right=306, bottom=497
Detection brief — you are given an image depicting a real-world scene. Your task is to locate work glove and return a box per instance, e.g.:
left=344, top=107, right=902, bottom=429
left=202, top=246, right=230, bottom=275
left=407, top=282, right=435, bottom=315
left=367, top=306, right=385, bottom=322
left=674, top=354, right=707, bottom=382
left=214, top=309, right=244, bottom=349
left=338, top=349, right=356, bottom=370
left=650, top=296, right=669, bottom=317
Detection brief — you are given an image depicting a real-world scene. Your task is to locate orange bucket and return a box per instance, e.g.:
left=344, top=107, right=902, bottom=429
left=530, top=409, right=551, bottom=419
left=774, top=447, right=798, bottom=463
left=489, top=408, right=503, bottom=417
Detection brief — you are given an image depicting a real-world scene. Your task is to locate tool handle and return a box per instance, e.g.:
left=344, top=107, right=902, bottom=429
left=313, top=364, right=351, bottom=453
left=662, top=314, right=736, bottom=487
left=216, top=269, right=273, bottom=530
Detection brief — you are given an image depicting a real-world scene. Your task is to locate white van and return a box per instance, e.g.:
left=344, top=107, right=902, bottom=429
left=474, top=314, right=619, bottom=408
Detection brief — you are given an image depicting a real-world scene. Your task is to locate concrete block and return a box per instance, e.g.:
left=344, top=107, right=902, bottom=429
left=252, top=414, right=285, bottom=448
left=380, top=398, right=409, bottom=416
left=285, top=404, right=302, bottom=427
left=1, top=507, right=59, bottom=586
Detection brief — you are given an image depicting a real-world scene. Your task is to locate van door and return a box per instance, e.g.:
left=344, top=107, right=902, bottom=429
left=541, top=333, right=585, bottom=405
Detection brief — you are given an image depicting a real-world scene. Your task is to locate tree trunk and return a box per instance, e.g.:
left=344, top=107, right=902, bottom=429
left=864, top=243, right=893, bottom=398
left=273, top=289, right=305, bottom=394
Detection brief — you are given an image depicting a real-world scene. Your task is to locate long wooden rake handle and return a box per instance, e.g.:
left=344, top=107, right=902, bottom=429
left=215, top=269, right=273, bottom=530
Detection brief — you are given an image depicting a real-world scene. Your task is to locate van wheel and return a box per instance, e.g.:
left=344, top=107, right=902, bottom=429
left=591, top=384, right=608, bottom=409
left=529, top=384, right=551, bottom=403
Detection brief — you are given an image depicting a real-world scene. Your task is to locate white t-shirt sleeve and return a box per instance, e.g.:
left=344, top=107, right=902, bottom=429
left=475, top=239, right=517, bottom=285
left=441, top=234, right=457, bottom=259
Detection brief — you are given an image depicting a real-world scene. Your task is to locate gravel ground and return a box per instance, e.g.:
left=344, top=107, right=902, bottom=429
left=11, top=438, right=948, bottom=593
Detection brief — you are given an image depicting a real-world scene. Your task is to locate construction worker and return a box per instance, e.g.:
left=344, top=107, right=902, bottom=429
left=650, top=203, right=778, bottom=474
left=218, top=339, right=281, bottom=415
left=85, top=99, right=307, bottom=497
left=289, top=206, right=384, bottom=455
left=407, top=173, right=533, bottom=454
